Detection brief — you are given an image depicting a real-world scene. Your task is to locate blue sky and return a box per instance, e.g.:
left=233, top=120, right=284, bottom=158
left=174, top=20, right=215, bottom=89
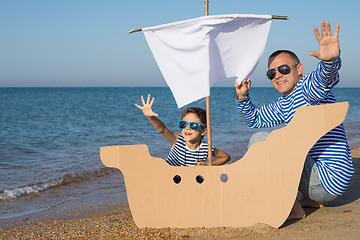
left=1, top=0, right=359, bottom=87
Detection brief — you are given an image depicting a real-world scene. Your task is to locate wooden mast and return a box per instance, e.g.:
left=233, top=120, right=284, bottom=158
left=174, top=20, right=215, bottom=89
left=204, top=0, right=213, bottom=166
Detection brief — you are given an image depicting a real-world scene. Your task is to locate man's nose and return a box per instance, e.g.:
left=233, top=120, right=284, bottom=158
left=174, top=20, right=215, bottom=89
left=274, top=69, right=283, bottom=79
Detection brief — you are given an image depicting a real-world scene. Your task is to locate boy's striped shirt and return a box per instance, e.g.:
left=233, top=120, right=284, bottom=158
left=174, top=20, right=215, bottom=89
left=166, top=135, right=214, bottom=166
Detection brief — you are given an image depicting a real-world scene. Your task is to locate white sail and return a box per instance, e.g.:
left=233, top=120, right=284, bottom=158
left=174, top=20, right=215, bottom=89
left=143, top=14, right=272, bottom=108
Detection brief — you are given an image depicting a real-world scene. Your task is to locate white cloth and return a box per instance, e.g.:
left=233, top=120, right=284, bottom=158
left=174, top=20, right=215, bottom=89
left=143, top=14, right=272, bottom=108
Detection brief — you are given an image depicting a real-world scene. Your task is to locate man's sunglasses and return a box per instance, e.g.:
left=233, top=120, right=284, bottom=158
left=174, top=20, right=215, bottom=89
left=178, top=120, right=206, bottom=131
left=266, top=64, right=299, bottom=80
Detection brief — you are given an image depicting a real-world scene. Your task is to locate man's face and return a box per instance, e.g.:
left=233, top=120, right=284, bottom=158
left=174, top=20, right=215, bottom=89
left=268, top=53, right=303, bottom=96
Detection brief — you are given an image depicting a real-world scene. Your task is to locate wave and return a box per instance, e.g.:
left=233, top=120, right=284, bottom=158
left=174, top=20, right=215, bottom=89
left=0, top=167, right=116, bottom=201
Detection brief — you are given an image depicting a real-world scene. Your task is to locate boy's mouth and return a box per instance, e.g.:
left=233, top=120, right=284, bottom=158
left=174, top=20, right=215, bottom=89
left=184, top=131, right=192, bottom=136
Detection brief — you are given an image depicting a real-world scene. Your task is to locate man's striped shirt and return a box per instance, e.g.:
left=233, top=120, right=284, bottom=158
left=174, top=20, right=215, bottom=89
left=235, top=56, right=354, bottom=196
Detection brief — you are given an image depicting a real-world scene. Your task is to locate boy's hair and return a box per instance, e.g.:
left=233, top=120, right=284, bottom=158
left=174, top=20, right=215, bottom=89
left=182, top=107, right=206, bottom=125
left=268, top=50, right=300, bottom=67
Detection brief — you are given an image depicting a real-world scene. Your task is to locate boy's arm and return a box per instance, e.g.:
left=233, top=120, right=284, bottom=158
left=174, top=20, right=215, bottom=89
left=212, top=148, right=230, bottom=166
left=135, top=94, right=178, bottom=144
left=147, top=116, right=179, bottom=144
left=197, top=148, right=230, bottom=166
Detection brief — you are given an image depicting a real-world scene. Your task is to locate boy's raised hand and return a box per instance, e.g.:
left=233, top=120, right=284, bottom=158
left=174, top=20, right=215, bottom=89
left=135, top=94, right=159, bottom=117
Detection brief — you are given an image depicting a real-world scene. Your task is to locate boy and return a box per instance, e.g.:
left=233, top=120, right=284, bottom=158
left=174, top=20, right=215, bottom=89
left=136, top=94, right=230, bottom=166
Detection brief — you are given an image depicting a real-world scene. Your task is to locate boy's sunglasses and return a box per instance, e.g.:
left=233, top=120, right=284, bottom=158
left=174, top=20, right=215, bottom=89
left=178, top=120, right=206, bottom=131
left=266, top=64, right=299, bottom=80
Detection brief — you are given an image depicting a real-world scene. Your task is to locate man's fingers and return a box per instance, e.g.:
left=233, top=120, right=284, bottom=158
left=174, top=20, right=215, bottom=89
left=240, top=79, right=248, bottom=86
left=247, top=80, right=251, bottom=88
left=334, top=23, right=340, bottom=39
left=320, top=20, right=327, bottom=37
left=240, top=80, right=250, bottom=89
left=326, top=20, right=332, bottom=36
left=308, top=51, right=320, bottom=59
left=313, top=26, right=322, bottom=43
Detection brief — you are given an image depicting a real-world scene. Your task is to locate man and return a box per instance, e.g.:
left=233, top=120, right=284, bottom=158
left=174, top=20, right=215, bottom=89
left=234, top=21, right=354, bottom=219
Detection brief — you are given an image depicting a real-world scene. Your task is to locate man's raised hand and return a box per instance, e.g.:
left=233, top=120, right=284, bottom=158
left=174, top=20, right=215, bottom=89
left=308, top=20, right=340, bottom=62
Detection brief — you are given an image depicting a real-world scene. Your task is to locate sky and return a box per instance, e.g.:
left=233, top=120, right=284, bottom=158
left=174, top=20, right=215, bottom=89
left=1, top=0, right=359, bottom=88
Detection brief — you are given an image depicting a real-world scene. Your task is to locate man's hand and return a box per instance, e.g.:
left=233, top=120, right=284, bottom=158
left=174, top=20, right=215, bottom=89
left=135, top=94, right=159, bottom=117
left=235, top=79, right=251, bottom=99
left=308, top=20, right=340, bottom=62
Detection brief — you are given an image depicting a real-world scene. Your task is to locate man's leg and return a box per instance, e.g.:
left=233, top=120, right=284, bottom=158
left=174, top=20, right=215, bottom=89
left=247, top=131, right=307, bottom=220
left=247, top=131, right=270, bottom=148
left=298, top=155, right=337, bottom=207
left=288, top=199, right=306, bottom=220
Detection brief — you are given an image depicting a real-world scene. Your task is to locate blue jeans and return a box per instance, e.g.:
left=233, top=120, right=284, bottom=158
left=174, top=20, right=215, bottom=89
left=298, top=155, right=338, bottom=202
left=248, top=131, right=338, bottom=203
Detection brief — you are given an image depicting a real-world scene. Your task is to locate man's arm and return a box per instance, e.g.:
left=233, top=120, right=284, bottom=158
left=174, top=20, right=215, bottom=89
left=234, top=77, right=284, bottom=128
left=302, top=21, right=342, bottom=102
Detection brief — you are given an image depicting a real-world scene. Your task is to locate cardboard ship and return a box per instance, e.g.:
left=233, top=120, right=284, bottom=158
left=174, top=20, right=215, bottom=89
left=100, top=102, right=349, bottom=228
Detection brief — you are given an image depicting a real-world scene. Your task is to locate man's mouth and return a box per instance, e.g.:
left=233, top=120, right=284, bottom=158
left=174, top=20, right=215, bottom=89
left=276, top=80, right=286, bottom=86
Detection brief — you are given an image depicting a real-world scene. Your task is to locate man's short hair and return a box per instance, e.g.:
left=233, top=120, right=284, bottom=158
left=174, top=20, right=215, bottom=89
left=268, top=50, right=300, bottom=67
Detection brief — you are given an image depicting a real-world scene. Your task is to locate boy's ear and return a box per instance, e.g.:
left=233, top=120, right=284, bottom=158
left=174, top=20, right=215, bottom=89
left=201, top=127, right=207, bottom=136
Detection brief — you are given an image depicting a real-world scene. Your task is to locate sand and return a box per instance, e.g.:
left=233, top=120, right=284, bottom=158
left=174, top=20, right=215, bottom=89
left=1, top=146, right=360, bottom=240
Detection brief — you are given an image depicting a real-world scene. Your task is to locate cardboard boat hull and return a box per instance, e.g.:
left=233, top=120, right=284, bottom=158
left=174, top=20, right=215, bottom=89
left=100, top=102, right=349, bottom=228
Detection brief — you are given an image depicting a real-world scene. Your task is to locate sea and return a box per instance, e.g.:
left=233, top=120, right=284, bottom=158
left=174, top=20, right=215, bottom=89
left=1, top=87, right=360, bottom=221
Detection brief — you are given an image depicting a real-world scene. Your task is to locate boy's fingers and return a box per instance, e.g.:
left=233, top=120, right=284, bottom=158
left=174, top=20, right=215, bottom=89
left=150, top=97, right=155, bottom=106
left=135, top=103, right=142, bottom=109
left=141, top=95, right=145, bottom=105
left=146, top=94, right=151, bottom=104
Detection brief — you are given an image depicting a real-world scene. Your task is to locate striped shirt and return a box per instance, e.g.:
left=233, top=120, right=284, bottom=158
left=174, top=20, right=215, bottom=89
left=166, top=135, right=215, bottom=166
left=235, top=55, right=354, bottom=196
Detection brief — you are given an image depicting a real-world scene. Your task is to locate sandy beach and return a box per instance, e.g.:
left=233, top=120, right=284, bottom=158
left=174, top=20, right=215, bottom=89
left=1, top=145, right=359, bottom=240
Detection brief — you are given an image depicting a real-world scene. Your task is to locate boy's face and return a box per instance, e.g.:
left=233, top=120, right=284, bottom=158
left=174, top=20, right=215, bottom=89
left=181, top=113, right=207, bottom=144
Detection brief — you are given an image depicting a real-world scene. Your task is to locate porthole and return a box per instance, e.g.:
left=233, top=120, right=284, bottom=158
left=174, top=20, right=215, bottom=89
left=220, top=174, right=228, bottom=183
left=196, top=175, right=204, bottom=184
left=173, top=175, right=181, bottom=184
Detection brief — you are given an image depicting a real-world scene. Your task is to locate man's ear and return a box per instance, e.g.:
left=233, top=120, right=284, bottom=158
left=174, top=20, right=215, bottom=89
left=297, top=63, right=304, bottom=77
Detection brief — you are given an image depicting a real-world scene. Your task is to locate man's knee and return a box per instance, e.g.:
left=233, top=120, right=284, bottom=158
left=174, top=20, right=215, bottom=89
left=248, top=131, right=270, bottom=148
